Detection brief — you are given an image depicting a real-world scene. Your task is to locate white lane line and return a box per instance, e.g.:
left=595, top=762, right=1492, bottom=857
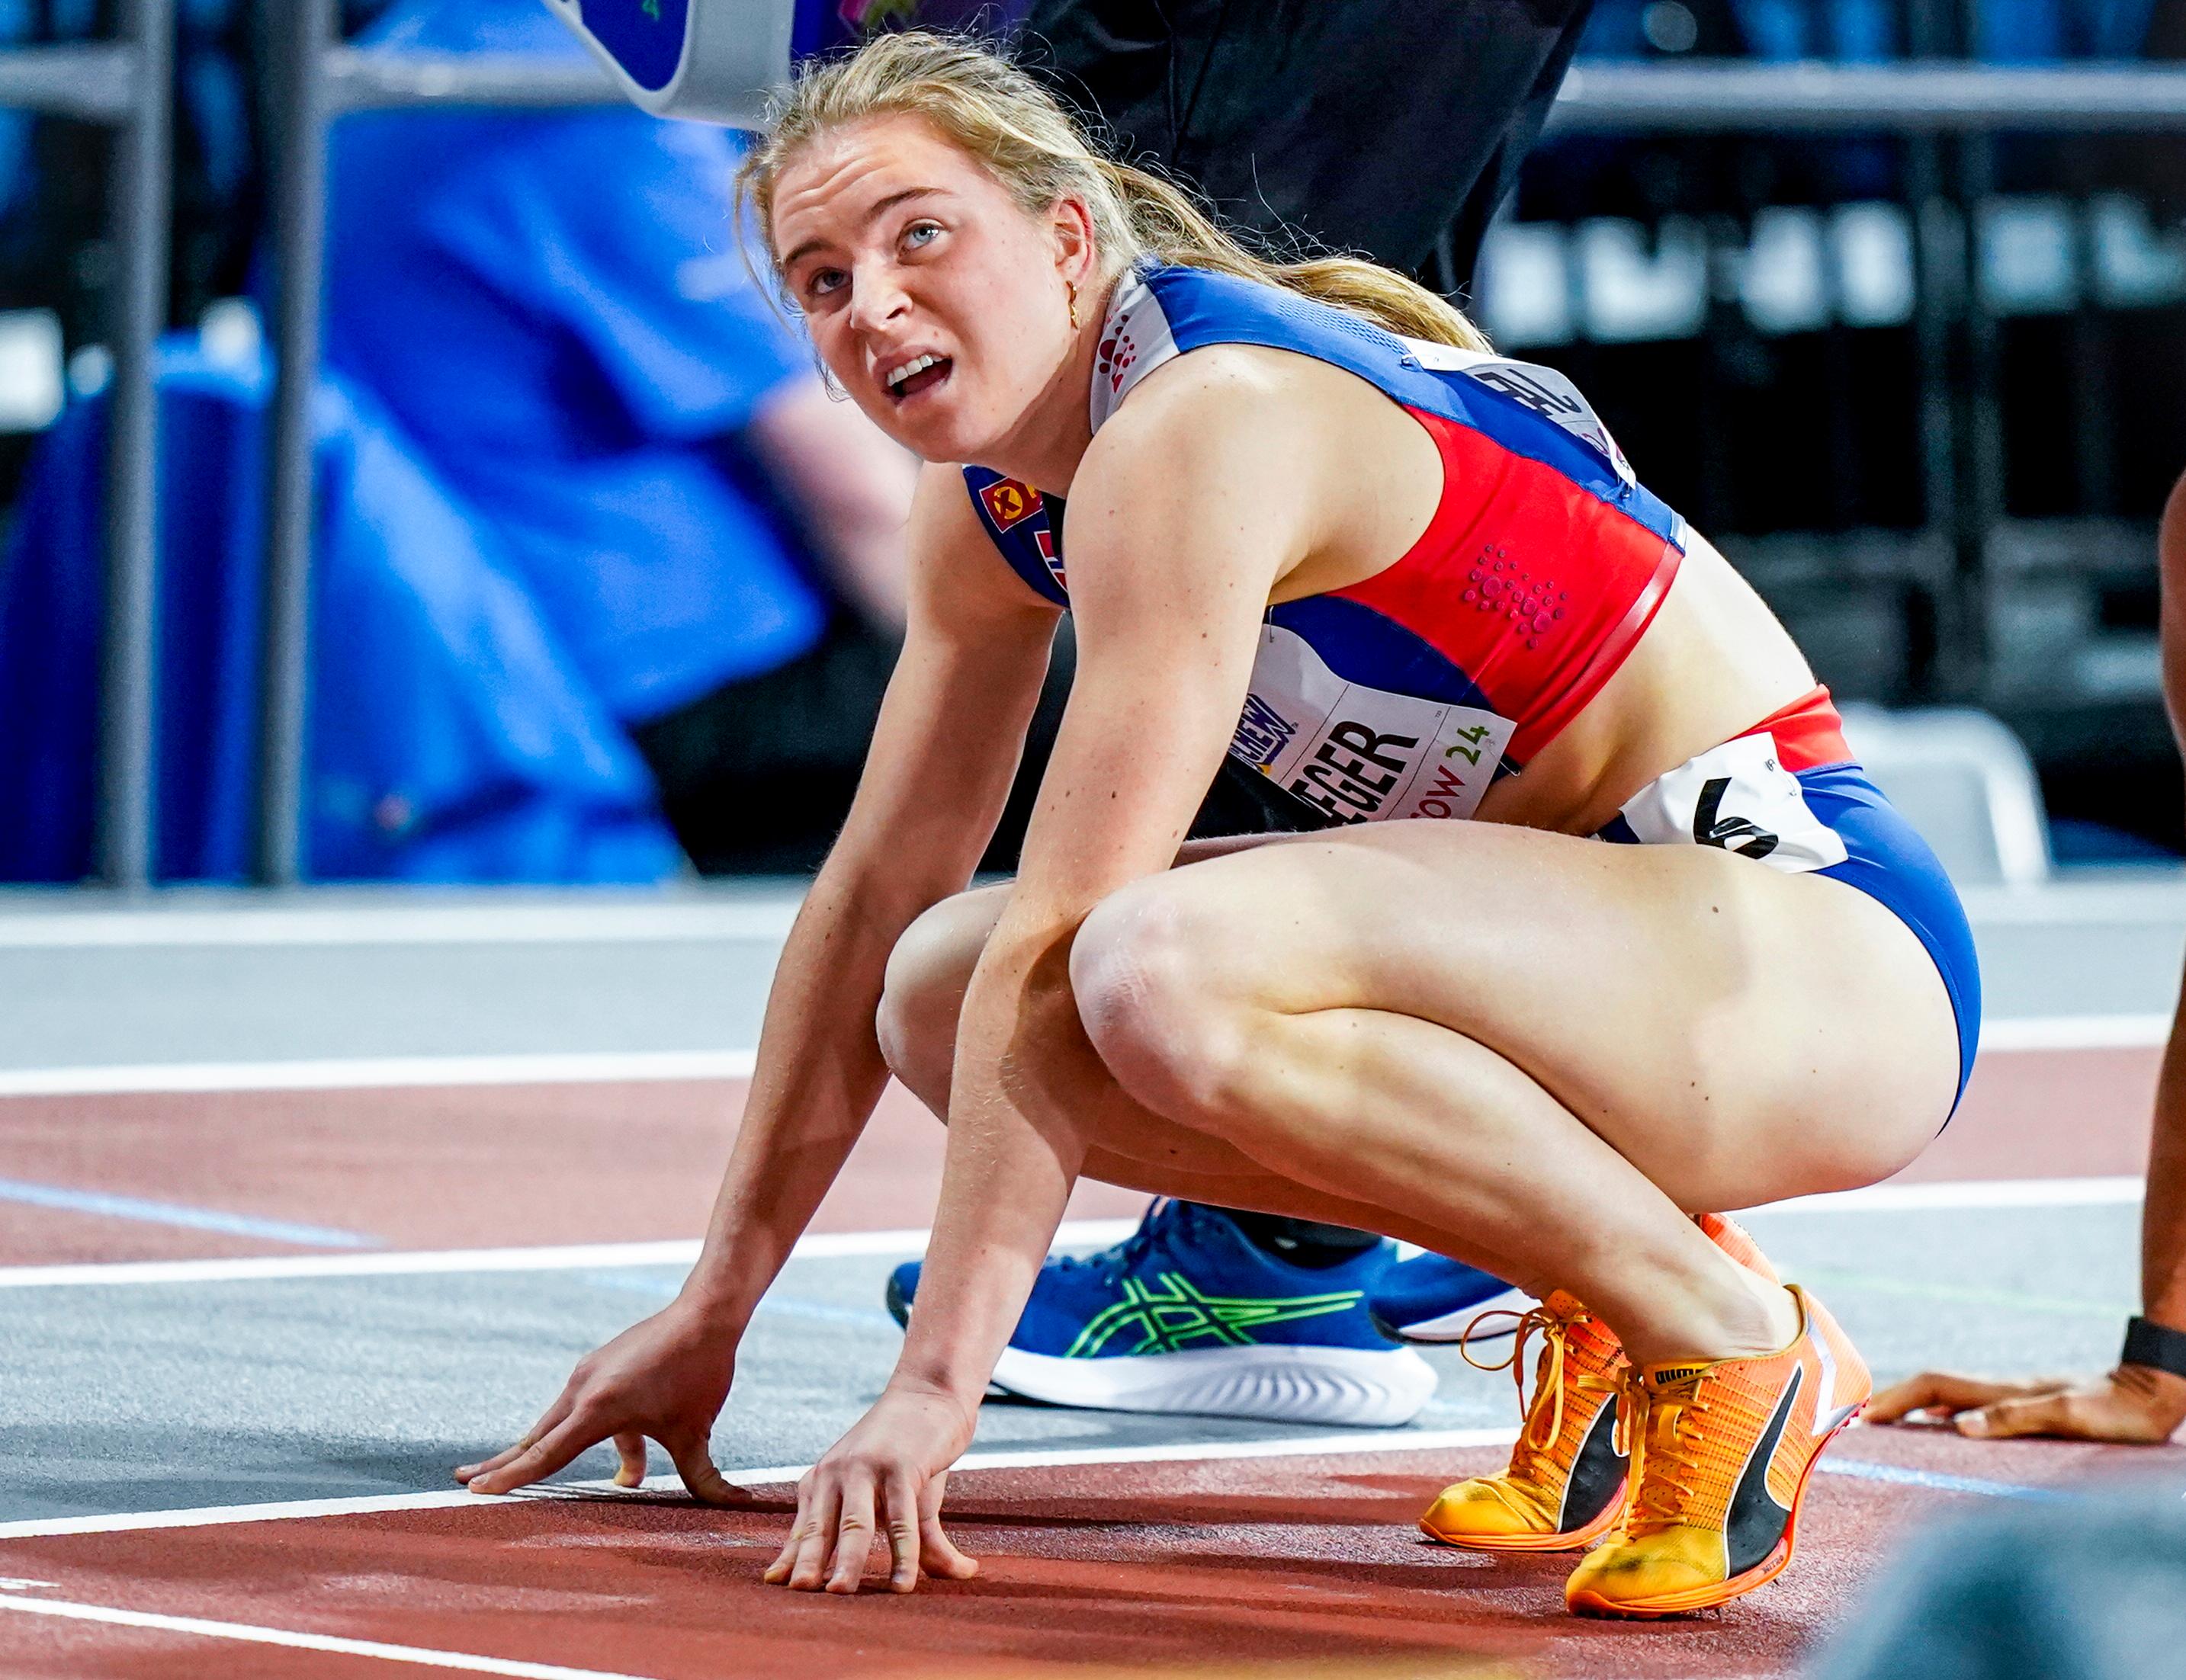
left=0, top=1012, right=2162, bottom=1099
left=1979, top=1014, right=2172, bottom=1052
left=0, top=1428, right=1523, bottom=1541
left=0, top=1419, right=2054, bottom=1547
left=0, top=1178, right=2143, bottom=1292
left=0, top=1241, right=704, bottom=1290
left=717, top=1426, right=1523, bottom=1487
left=0, top=899, right=801, bottom=949
left=0, top=1050, right=759, bottom=1098
left=0, top=1596, right=656, bottom=1679
left=0, top=1219, right=1146, bottom=1291
left=0, top=1489, right=509, bottom=1540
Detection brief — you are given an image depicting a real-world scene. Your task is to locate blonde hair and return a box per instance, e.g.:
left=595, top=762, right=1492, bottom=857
left=737, top=30, right=1490, bottom=354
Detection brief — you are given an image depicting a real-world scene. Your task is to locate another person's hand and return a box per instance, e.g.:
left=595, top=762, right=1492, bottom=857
left=765, top=1382, right=981, bottom=1595
left=1867, top=1364, right=2186, bottom=1443
left=456, top=1298, right=744, bottom=1501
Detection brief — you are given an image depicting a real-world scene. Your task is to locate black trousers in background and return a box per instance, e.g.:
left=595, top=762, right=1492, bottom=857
left=631, top=617, right=1308, bottom=877
left=1019, top=0, right=1597, bottom=290
left=629, top=618, right=903, bottom=875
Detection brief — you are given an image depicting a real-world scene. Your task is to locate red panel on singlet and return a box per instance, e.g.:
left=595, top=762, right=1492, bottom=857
left=1330, top=407, right=1684, bottom=765
left=1735, top=684, right=1854, bottom=772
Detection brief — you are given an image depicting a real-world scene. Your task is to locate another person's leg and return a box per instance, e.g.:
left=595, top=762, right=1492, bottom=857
left=1019, top=0, right=1593, bottom=281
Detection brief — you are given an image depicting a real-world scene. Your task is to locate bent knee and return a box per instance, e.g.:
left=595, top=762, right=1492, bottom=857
left=1071, top=880, right=1260, bottom=1127
left=876, top=890, right=1000, bottom=1105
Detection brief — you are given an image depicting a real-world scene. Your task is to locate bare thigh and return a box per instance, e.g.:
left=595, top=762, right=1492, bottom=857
left=881, top=836, right=1308, bottom=1185
left=1067, top=821, right=1960, bottom=1210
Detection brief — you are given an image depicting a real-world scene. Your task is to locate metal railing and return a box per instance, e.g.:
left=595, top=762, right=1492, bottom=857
left=252, top=9, right=624, bottom=886
left=233, top=42, right=2186, bottom=881
left=1549, top=62, right=2186, bottom=130
left=9, top=9, right=173, bottom=890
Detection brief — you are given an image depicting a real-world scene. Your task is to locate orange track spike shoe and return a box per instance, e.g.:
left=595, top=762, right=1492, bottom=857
left=1419, top=1291, right=1629, bottom=1551
left=1695, top=1212, right=1778, bottom=1286
left=1563, top=1284, right=1870, bottom=1619
left=1418, top=1214, right=1779, bottom=1554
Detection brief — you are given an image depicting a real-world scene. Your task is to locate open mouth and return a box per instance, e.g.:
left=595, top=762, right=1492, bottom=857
left=884, top=354, right=952, bottom=404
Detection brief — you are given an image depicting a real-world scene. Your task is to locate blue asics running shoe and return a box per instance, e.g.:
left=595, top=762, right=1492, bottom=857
left=885, top=1200, right=1436, bottom=1425
left=1367, top=1252, right=1530, bottom=1345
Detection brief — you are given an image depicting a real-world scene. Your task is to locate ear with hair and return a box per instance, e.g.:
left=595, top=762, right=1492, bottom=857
left=1050, top=192, right=1100, bottom=294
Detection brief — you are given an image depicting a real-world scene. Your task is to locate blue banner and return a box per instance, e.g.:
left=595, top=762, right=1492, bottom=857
left=578, top=0, right=690, bottom=91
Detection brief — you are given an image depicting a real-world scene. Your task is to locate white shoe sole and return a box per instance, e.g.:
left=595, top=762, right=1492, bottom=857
left=988, top=1342, right=1438, bottom=1427
left=1375, top=1284, right=1534, bottom=1345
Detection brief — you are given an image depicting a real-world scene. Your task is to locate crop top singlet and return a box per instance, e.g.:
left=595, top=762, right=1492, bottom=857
left=962, top=264, right=1687, bottom=829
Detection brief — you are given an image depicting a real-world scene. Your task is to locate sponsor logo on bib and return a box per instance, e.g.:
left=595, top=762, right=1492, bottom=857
left=1231, top=692, right=1296, bottom=768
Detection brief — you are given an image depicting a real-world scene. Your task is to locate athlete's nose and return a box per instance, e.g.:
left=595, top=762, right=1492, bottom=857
left=847, top=258, right=913, bottom=337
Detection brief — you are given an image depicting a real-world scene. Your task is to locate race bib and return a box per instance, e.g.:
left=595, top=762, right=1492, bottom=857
left=1228, top=624, right=1515, bottom=824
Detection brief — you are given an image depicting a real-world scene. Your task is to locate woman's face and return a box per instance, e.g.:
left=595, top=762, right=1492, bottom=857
left=771, top=114, right=1087, bottom=464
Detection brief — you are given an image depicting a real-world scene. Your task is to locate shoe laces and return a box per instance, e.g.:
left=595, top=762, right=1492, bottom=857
left=1461, top=1302, right=1621, bottom=1469
left=1616, top=1366, right=1713, bottom=1534
left=1059, top=1197, right=1178, bottom=1288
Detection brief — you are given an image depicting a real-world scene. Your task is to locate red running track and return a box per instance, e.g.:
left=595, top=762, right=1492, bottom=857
left=0, top=1044, right=2156, bottom=1265
left=4, top=1430, right=2181, bottom=1680
left=0, top=1042, right=2170, bottom=1678
left=0, top=1079, right=1149, bottom=1265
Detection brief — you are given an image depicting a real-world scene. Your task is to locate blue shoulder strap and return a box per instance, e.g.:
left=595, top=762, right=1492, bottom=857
left=961, top=466, right=1067, bottom=606
left=1129, top=265, right=1682, bottom=547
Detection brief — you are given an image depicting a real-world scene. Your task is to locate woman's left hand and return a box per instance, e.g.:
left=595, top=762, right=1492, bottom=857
left=764, top=1383, right=983, bottom=1594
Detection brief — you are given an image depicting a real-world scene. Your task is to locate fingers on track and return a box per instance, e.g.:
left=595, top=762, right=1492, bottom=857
left=466, top=1411, right=602, bottom=1495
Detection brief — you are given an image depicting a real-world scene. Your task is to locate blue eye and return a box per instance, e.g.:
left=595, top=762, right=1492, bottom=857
left=807, top=268, right=847, bottom=298
left=904, top=221, right=942, bottom=249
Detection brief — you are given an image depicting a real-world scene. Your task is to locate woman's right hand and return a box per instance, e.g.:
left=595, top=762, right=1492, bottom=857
left=455, top=1297, right=746, bottom=1502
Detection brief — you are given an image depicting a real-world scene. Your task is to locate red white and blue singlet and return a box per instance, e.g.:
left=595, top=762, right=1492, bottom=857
left=962, top=263, right=1981, bottom=1101
left=967, top=263, right=1684, bottom=828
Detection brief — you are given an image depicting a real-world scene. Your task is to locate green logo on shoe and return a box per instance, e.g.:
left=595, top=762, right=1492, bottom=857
left=1066, top=1271, right=1362, bottom=1358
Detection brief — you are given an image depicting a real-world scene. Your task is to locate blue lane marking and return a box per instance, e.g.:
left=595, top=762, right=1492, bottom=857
left=1818, top=1457, right=2077, bottom=1502
left=755, top=1298, right=902, bottom=1332
left=0, top=1176, right=377, bottom=1249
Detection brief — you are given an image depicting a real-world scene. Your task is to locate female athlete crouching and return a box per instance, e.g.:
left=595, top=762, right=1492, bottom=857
left=460, top=33, right=1979, bottom=1617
